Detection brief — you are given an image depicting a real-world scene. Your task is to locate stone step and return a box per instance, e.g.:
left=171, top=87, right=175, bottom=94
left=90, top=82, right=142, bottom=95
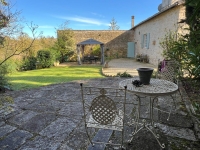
left=88, top=129, right=113, bottom=150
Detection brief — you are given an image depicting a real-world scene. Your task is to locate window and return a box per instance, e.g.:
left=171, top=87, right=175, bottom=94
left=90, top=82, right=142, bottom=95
left=141, top=33, right=150, bottom=49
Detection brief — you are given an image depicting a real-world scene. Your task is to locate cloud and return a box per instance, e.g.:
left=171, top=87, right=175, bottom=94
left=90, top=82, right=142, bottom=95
left=91, top=12, right=105, bottom=18
left=39, top=25, right=54, bottom=29
left=54, top=15, right=109, bottom=26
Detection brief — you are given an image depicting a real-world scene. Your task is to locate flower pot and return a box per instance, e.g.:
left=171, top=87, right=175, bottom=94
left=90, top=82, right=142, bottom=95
left=137, top=68, right=154, bottom=85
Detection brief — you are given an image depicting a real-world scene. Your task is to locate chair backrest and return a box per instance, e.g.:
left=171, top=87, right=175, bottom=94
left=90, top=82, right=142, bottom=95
left=80, top=84, right=128, bottom=148
left=157, top=59, right=179, bottom=84
left=90, top=89, right=117, bottom=125
left=80, top=83, right=127, bottom=129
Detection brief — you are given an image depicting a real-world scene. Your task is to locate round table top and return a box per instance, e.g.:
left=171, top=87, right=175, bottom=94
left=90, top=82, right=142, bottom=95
left=119, top=77, right=178, bottom=96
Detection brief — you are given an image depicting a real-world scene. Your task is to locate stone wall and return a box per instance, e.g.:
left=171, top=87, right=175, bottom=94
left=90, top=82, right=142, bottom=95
left=58, top=30, right=134, bottom=58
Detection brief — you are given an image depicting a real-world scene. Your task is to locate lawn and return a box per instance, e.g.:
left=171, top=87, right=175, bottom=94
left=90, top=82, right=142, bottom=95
left=8, top=65, right=105, bottom=90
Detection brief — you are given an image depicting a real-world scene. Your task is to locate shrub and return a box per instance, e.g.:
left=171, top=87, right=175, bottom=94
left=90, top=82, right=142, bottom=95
left=92, top=45, right=101, bottom=57
left=68, top=52, right=77, bottom=62
left=21, top=56, right=37, bottom=71
left=0, top=59, right=20, bottom=73
left=37, top=50, right=53, bottom=68
left=0, top=64, right=10, bottom=92
left=116, top=71, right=132, bottom=77
left=0, top=95, right=14, bottom=117
left=49, top=47, right=61, bottom=62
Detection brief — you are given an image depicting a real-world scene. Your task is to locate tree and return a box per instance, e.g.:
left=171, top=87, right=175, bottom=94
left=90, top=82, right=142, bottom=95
left=0, top=1, right=41, bottom=66
left=0, top=0, right=7, bottom=5
left=0, top=1, right=40, bottom=91
left=37, top=50, right=53, bottom=68
left=185, top=0, right=200, bottom=23
left=54, top=21, right=75, bottom=62
left=184, top=0, right=200, bottom=78
left=109, top=18, right=120, bottom=30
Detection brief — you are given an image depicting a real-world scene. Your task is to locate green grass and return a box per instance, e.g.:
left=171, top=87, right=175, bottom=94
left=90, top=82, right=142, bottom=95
left=8, top=65, right=104, bottom=90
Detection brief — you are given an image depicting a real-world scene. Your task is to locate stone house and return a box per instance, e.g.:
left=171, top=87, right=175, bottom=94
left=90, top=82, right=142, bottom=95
left=58, top=0, right=187, bottom=65
left=131, top=0, right=186, bottom=65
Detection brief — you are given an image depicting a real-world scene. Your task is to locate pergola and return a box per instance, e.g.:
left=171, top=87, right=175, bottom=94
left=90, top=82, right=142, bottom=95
left=76, top=38, right=104, bottom=65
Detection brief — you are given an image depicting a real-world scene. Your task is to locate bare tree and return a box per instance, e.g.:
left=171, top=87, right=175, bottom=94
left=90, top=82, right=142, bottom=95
left=0, top=1, right=41, bottom=66
left=109, top=18, right=120, bottom=30
left=0, top=0, right=7, bottom=5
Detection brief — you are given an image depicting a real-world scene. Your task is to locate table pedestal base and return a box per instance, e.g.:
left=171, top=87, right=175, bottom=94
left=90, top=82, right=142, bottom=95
left=128, top=96, right=165, bottom=149
left=128, top=119, right=165, bottom=149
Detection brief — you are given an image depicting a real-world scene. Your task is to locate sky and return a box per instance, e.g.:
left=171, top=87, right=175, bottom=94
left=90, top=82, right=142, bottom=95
left=12, top=0, right=162, bottom=37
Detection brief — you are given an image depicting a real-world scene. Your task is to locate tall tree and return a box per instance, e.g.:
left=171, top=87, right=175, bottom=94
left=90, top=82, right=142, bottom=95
left=109, top=18, right=120, bottom=30
left=54, top=21, right=75, bottom=62
left=185, top=0, right=200, bottom=78
left=185, top=0, right=200, bottom=43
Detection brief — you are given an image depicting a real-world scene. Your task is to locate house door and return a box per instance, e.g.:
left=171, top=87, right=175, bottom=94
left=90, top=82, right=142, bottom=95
left=127, top=42, right=135, bottom=58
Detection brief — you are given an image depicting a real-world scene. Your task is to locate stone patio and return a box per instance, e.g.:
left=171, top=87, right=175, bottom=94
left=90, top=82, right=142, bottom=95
left=0, top=77, right=200, bottom=150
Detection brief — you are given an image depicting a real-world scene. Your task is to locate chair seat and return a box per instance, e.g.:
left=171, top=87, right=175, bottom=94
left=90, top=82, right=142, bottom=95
left=87, top=110, right=124, bottom=131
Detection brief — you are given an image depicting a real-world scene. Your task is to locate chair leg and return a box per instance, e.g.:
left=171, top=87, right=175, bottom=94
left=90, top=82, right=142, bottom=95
left=85, top=127, right=94, bottom=146
left=121, top=129, right=124, bottom=149
left=167, top=94, right=177, bottom=121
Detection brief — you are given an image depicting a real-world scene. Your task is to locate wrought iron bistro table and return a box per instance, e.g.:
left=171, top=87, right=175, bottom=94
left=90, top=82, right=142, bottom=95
left=119, top=77, right=178, bottom=148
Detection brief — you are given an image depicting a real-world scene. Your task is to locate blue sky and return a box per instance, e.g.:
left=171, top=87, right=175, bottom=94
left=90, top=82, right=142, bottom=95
left=13, top=0, right=162, bottom=37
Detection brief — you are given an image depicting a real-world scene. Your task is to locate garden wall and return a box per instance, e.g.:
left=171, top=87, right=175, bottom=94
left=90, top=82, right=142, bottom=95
left=58, top=30, right=134, bottom=58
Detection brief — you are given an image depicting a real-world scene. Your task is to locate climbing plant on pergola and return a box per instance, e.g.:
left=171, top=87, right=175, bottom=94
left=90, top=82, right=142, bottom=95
left=76, top=38, right=104, bottom=65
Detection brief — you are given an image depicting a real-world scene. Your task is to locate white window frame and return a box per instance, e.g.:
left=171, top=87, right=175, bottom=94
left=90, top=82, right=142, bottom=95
left=143, top=34, right=148, bottom=48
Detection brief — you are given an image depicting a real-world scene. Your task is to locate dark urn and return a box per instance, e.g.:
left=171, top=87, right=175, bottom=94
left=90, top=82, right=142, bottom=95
left=136, top=68, right=154, bottom=85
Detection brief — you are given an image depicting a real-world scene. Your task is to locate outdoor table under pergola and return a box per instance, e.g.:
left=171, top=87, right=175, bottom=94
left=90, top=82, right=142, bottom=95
left=76, top=38, right=105, bottom=65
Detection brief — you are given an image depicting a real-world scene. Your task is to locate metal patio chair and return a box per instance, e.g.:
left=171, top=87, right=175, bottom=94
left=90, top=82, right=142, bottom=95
left=80, top=83, right=127, bottom=149
left=155, top=59, right=181, bottom=120
left=157, top=59, right=180, bottom=84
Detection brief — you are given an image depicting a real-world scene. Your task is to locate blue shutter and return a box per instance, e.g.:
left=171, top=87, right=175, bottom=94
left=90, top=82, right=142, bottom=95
left=147, top=33, right=150, bottom=49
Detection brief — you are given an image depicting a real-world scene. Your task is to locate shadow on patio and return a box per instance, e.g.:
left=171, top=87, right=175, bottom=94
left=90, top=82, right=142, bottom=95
left=0, top=77, right=199, bottom=150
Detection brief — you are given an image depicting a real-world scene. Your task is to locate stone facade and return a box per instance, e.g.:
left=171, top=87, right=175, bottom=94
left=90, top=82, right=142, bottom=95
left=73, top=30, right=134, bottom=58
left=58, top=0, right=187, bottom=65
left=132, top=2, right=186, bottom=65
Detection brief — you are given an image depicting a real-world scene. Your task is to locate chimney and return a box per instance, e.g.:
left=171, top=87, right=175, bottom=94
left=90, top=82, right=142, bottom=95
left=131, top=16, right=134, bottom=28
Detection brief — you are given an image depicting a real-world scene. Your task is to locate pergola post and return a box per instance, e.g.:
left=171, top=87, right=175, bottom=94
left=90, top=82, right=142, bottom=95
left=77, top=45, right=81, bottom=65
left=81, top=45, right=85, bottom=60
left=100, top=44, right=104, bottom=65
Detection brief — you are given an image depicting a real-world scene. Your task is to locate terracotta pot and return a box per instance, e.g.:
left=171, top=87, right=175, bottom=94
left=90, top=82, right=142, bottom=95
left=137, top=68, right=154, bottom=85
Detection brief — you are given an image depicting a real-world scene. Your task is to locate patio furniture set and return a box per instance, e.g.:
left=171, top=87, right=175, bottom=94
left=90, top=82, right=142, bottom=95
left=82, top=55, right=100, bottom=64
left=80, top=60, right=179, bottom=149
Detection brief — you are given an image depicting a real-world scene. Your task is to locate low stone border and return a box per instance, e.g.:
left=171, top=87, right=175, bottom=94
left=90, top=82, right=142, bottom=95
left=179, top=81, right=200, bottom=139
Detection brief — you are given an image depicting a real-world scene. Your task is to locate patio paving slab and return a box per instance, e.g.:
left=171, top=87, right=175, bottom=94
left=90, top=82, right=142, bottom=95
left=0, top=77, right=199, bottom=150
left=102, top=58, right=157, bottom=76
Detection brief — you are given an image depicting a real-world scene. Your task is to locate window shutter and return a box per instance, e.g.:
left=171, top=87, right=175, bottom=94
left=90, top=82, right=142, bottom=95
left=147, top=33, right=150, bottom=49
left=141, top=34, right=144, bottom=48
